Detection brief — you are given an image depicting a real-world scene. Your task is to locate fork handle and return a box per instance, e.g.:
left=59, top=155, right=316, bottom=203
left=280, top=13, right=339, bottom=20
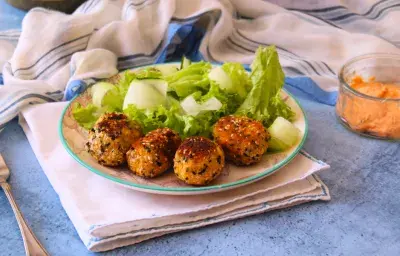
left=1, top=182, right=49, bottom=256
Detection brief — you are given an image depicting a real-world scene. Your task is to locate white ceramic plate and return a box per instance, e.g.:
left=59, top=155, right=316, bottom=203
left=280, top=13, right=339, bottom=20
left=59, top=63, right=308, bottom=195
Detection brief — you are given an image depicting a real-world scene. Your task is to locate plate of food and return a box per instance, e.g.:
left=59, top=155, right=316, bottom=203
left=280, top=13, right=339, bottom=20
left=59, top=46, right=308, bottom=195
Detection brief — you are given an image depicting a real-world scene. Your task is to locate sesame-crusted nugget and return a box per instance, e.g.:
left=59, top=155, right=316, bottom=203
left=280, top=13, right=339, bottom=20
left=127, top=128, right=181, bottom=178
left=174, top=136, right=225, bottom=186
left=86, top=113, right=142, bottom=166
left=213, top=115, right=269, bottom=166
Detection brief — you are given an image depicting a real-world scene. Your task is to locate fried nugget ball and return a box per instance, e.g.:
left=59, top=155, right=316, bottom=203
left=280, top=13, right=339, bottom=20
left=126, top=128, right=181, bottom=178
left=86, top=113, right=142, bottom=166
left=212, top=115, right=270, bottom=166
left=174, top=136, right=225, bottom=186
left=146, top=128, right=181, bottom=159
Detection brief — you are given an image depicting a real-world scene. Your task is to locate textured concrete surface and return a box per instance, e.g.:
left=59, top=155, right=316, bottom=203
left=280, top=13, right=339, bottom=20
left=1, top=97, right=399, bottom=256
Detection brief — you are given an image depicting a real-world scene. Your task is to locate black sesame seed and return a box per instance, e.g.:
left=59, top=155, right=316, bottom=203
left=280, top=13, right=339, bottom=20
left=199, top=167, right=207, bottom=175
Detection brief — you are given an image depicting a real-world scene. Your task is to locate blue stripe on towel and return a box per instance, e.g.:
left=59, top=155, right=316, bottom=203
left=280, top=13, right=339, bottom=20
left=284, top=77, right=338, bottom=106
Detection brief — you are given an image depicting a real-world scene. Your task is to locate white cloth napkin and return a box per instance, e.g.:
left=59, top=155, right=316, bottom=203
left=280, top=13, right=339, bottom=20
left=2, top=0, right=400, bottom=128
left=19, top=102, right=330, bottom=252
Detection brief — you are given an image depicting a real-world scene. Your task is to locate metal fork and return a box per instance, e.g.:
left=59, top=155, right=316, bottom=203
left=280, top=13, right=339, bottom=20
left=0, top=154, right=49, bottom=256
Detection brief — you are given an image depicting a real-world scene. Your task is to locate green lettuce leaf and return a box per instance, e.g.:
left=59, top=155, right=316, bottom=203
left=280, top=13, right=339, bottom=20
left=123, top=96, right=223, bottom=138
left=235, top=46, right=294, bottom=126
left=221, top=63, right=251, bottom=98
left=71, top=103, right=100, bottom=129
left=203, top=81, right=243, bottom=115
left=178, top=111, right=217, bottom=138
left=165, top=62, right=212, bottom=98
left=123, top=98, right=182, bottom=134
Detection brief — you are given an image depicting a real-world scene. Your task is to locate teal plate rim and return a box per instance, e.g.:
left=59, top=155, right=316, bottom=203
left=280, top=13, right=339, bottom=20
left=58, top=63, right=309, bottom=193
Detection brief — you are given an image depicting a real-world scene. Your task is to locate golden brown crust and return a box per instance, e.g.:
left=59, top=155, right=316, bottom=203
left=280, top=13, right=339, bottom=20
left=177, top=136, right=215, bottom=162
left=86, top=113, right=142, bottom=166
left=95, top=113, right=129, bottom=138
left=212, top=115, right=269, bottom=166
left=174, top=136, right=225, bottom=186
left=126, top=139, right=170, bottom=178
left=126, top=128, right=181, bottom=178
left=146, top=128, right=181, bottom=159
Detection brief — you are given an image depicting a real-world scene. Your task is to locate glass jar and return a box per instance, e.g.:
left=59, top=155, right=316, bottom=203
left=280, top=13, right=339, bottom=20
left=336, top=53, right=400, bottom=140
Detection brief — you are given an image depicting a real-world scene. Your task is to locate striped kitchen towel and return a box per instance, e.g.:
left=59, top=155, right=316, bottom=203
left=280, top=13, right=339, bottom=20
left=1, top=0, right=400, bottom=130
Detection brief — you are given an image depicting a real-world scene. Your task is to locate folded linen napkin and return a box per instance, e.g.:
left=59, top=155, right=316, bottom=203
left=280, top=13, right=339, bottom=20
left=19, top=102, right=330, bottom=252
left=2, top=0, right=400, bottom=129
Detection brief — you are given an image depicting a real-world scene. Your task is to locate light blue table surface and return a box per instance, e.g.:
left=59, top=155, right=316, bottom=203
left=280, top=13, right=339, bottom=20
left=0, top=0, right=24, bottom=30
left=0, top=1, right=399, bottom=255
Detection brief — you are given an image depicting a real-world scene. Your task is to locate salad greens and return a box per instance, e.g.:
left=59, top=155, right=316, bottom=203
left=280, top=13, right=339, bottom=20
left=212, top=63, right=251, bottom=99
left=72, top=45, right=295, bottom=139
left=235, top=46, right=294, bottom=127
left=164, top=62, right=212, bottom=98
left=72, top=103, right=100, bottom=130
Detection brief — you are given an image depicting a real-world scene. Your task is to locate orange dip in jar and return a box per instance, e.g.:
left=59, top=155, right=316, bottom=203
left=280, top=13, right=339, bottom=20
left=336, top=76, right=400, bottom=139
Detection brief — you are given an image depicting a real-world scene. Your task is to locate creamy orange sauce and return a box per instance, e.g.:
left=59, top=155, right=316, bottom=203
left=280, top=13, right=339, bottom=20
left=351, top=76, right=400, bottom=99
left=337, top=76, right=400, bottom=139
